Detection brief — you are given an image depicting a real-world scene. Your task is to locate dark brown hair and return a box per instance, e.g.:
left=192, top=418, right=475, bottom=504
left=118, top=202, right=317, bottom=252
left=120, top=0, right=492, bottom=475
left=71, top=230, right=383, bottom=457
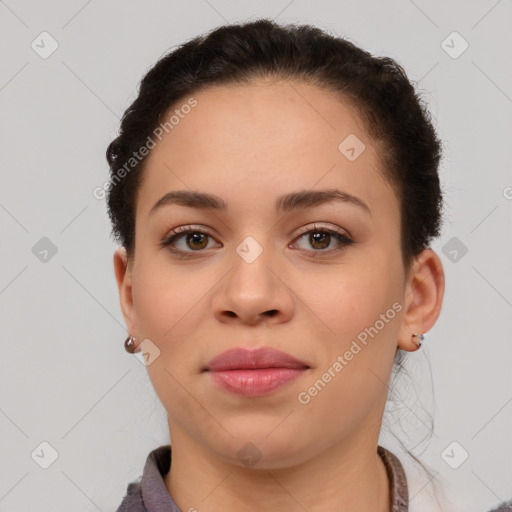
left=105, top=18, right=445, bottom=494
left=106, top=18, right=444, bottom=279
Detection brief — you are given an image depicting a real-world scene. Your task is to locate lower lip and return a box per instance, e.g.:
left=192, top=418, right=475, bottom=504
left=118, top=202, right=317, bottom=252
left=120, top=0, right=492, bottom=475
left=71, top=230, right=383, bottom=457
left=206, top=368, right=307, bottom=397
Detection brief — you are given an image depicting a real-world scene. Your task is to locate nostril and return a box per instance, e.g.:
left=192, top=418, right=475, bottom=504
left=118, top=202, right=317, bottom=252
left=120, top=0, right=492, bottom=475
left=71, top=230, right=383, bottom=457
left=266, top=310, right=278, bottom=316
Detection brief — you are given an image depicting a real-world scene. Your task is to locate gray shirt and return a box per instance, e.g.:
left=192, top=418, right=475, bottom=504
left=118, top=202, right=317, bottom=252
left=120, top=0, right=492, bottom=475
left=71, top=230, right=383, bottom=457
left=115, top=444, right=409, bottom=511
left=115, top=444, right=512, bottom=512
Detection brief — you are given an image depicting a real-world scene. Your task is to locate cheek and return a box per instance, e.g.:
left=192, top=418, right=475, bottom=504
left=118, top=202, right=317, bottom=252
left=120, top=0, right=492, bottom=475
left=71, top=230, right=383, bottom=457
left=132, top=258, right=205, bottom=344
left=131, top=265, right=203, bottom=420
left=295, top=280, right=398, bottom=441
left=131, top=258, right=215, bottom=389
left=294, top=360, right=390, bottom=454
left=304, top=266, right=391, bottom=341
left=132, top=276, right=175, bottom=341
left=302, top=264, right=400, bottom=392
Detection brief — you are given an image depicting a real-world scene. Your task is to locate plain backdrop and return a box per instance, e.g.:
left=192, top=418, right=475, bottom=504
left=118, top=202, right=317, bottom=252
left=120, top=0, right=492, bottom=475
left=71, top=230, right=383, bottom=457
left=0, top=0, right=511, bottom=511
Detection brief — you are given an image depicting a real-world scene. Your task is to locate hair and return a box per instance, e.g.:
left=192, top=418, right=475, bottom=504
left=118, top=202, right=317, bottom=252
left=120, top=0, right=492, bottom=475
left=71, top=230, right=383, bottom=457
left=106, top=18, right=445, bottom=499
left=106, top=18, right=444, bottom=278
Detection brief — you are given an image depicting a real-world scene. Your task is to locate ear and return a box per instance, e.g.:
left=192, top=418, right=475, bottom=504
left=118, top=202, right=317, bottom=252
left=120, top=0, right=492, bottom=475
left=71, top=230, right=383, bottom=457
left=397, top=248, right=445, bottom=351
left=113, top=246, right=137, bottom=336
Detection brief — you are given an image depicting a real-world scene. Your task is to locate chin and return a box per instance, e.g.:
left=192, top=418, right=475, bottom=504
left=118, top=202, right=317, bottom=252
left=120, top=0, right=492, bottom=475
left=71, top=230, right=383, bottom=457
left=209, top=426, right=313, bottom=470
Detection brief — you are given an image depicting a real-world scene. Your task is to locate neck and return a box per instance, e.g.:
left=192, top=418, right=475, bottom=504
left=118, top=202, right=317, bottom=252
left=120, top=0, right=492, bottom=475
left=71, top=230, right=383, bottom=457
left=164, top=426, right=390, bottom=512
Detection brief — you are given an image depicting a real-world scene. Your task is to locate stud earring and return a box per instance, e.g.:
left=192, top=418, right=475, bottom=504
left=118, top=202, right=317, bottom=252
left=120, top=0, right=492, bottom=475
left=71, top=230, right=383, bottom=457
left=412, top=333, right=424, bottom=349
left=124, top=335, right=137, bottom=354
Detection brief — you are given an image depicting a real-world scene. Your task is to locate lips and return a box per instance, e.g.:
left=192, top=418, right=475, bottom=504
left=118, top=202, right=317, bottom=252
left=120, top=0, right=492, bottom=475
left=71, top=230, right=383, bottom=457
left=202, top=347, right=310, bottom=372
left=202, top=347, right=310, bottom=397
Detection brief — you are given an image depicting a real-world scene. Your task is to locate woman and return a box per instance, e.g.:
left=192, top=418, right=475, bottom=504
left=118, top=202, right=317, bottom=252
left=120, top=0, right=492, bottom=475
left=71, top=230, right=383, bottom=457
left=107, top=19, right=508, bottom=512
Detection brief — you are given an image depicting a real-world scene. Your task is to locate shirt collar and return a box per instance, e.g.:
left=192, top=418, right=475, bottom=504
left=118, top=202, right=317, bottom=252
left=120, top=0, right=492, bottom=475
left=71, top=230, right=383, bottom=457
left=134, top=444, right=409, bottom=511
left=378, top=445, right=409, bottom=511
left=139, top=445, right=180, bottom=512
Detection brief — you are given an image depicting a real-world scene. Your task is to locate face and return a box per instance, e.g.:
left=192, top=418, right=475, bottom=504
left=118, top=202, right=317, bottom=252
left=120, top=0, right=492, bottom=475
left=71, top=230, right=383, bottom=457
left=115, top=78, right=431, bottom=469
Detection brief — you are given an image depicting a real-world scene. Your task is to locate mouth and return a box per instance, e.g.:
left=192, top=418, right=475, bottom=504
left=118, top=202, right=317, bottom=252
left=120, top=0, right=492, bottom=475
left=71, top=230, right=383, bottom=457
left=202, top=346, right=310, bottom=372
left=202, top=347, right=310, bottom=397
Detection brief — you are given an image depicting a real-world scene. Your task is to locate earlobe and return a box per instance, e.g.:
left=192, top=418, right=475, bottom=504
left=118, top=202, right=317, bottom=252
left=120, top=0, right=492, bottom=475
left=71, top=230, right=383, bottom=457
left=113, top=247, right=136, bottom=334
left=397, top=249, right=445, bottom=352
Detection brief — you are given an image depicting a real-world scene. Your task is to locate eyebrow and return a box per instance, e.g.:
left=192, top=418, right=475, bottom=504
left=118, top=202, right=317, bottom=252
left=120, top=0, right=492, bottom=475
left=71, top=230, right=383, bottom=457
left=149, top=188, right=371, bottom=216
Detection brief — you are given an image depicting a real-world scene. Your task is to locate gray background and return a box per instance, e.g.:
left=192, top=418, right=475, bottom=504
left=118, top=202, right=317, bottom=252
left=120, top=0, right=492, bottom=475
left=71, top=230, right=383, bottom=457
left=0, top=0, right=511, bottom=511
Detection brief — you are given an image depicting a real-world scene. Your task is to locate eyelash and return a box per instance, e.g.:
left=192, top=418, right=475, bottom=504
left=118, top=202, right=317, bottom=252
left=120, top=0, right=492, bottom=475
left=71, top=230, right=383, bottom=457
left=159, top=224, right=354, bottom=259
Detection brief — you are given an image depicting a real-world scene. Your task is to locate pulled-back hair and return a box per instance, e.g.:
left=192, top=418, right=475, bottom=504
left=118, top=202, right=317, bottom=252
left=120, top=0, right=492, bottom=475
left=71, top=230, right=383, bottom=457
left=106, top=21, right=446, bottom=497
left=106, top=18, right=444, bottom=279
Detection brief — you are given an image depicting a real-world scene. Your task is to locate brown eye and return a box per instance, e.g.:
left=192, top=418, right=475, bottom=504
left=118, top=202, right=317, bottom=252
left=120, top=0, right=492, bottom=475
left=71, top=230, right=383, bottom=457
left=309, top=231, right=331, bottom=250
left=291, top=225, right=354, bottom=255
left=160, top=227, right=220, bottom=255
left=184, top=232, right=208, bottom=250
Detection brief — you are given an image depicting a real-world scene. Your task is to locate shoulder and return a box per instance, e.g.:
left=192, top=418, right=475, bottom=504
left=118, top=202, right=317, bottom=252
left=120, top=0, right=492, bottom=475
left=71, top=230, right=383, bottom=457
left=115, top=480, right=144, bottom=512
left=114, top=444, right=173, bottom=512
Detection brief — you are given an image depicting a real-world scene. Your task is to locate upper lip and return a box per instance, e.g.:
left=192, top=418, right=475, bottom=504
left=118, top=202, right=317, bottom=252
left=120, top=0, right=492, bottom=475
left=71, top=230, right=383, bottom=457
left=202, top=347, right=310, bottom=372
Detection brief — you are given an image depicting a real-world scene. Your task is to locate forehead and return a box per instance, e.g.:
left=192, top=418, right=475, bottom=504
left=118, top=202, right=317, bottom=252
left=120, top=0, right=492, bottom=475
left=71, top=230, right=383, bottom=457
left=168, top=79, right=371, bottom=153
left=135, top=79, right=397, bottom=221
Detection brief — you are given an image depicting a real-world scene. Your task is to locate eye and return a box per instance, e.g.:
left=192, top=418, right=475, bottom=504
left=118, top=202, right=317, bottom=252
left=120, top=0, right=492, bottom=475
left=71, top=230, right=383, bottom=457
left=160, top=223, right=354, bottom=258
left=291, top=224, right=354, bottom=255
left=160, top=226, right=220, bottom=255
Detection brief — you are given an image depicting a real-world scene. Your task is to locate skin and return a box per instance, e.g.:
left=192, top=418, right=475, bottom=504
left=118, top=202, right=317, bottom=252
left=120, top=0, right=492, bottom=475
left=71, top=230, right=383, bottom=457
left=114, top=78, right=445, bottom=512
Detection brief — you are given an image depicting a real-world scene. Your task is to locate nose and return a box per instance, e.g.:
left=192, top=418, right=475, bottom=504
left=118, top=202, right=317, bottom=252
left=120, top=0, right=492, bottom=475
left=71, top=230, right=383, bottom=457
left=211, top=245, right=295, bottom=326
